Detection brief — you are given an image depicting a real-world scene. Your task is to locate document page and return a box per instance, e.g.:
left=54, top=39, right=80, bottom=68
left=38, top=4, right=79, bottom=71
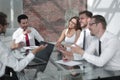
left=23, top=46, right=39, bottom=50
left=56, top=60, right=82, bottom=67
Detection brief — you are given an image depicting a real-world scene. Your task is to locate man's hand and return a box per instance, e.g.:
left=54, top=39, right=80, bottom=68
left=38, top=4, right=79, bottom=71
left=11, top=41, right=25, bottom=50
left=71, top=44, right=84, bottom=56
left=23, top=29, right=31, bottom=34
left=58, top=48, right=73, bottom=59
left=32, top=44, right=47, bottom=54
left=17, top=42, right=25, bottom=48
left=62, top=55, right=73, bottom=62
left=56, top=43, right=66, bottom=52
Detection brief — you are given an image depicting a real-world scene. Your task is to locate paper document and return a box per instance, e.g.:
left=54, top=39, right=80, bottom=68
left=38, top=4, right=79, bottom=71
left=23, top=46, right=39, bottom=50
left=56, top=60, right=82, bottom=67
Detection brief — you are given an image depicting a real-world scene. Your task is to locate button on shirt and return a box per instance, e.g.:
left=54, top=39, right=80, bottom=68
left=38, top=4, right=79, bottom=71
left=83, top=31, right=120, bottom=71
left=0, top=41, right=34, bottom=77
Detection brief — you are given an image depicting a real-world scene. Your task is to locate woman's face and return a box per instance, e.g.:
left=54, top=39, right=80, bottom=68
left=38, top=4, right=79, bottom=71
left=68, top=18, right=77, bottom=29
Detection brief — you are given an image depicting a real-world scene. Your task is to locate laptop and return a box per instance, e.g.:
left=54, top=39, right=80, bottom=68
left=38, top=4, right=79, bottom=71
left=28, top=41, right=55, bottom=72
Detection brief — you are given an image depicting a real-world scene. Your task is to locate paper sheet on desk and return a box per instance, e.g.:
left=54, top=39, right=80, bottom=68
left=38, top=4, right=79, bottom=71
left=23, top=46, right=39, bottom=50
left=56, top=60, right=82, bottom=67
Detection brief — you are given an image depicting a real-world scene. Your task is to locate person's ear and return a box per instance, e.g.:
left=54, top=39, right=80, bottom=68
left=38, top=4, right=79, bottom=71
left=87, top=18, right=91, bottom=22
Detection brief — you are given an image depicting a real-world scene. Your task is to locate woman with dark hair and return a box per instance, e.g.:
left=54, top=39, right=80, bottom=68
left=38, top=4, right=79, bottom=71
left=56, top=16, right=81, bottom=61
left=56, top=16, right=81, bottom=47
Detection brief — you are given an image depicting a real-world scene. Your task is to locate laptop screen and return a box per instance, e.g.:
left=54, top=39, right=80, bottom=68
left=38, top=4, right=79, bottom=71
left=32, top=41, right=55, bottom=72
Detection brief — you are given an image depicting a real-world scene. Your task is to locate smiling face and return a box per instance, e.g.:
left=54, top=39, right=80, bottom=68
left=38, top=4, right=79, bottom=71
left=68, top=18, right=77, bottom=29
left=19, top=19, right=29, bottom=31
left=79, top=14, right=89, bottom=28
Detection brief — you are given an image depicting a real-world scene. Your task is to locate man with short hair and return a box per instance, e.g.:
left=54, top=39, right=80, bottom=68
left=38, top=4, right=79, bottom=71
left=11, top=14, right=44, bottom=51
left=76, top=10, right=93, bottom=50
left=0, top=12, right=47, bottom=80
left=72, top=15, right=120, bottom=71
left=72, top=10, right=94, bottom=60
left=71, top=15, right=120, bottom=80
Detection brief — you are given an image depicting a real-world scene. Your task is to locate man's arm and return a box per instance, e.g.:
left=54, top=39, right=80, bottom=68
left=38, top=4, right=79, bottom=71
left=6, top=44, right=47, bottom=72
left=33, top=28, right=44, bottom=42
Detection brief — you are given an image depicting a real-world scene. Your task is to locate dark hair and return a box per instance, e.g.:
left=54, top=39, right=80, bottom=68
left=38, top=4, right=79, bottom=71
left=92, top=15, right=107, bottom=29
left=79, top=10, right=93, bottom=18
left=0, top=12, right=7, bottom=26
left=17, top=14, right=28, bottom=23
left=69, top=16, right=82, bottom=31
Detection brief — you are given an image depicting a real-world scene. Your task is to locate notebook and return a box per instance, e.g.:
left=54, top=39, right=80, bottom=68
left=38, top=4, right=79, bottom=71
left=29, top=41, right=55, bottom=72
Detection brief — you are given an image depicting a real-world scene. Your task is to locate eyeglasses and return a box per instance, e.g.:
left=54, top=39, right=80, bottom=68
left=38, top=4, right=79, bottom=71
left=89, top=22, right=96, bottom=26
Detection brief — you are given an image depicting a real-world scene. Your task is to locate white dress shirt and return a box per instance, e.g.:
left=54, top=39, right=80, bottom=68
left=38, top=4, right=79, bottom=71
left=76, top=28, right=93, bottom=49
left=0, top=40, right=34, bottom=77
left=12, top=27, right=44, bottom=59
left=12, top=27, right=44, bottom=46
left=83, top=31, right=120, bottom=71
left=73, top=28, right=94, bottom=60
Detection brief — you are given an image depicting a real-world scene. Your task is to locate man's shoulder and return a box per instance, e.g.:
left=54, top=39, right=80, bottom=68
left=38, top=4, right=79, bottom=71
left=28, top=27, right=36, bottom=31
left=13, top=28, right=22, bottom=35
left=14, top=27, right=22, bottom=32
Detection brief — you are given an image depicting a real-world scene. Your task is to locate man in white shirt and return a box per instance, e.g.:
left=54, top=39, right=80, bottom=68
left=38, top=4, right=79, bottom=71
left=73, top=11, right=94, bottom=60
left=0, top=12, right=47, bottom=79
left=11, top=14, right=45, bottom=80
left=11, top=14, right=44, bottom=50
left=72, top=15, right=120, bottom=71
left=59, top=15, right=120, bottom=79
left=76, top=10, right=93, bottom=50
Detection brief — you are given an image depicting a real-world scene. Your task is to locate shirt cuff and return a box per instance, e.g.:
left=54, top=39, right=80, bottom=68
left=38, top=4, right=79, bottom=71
left=82, top=52, right=89, bottom=59
left=26, top=52, right=35, bottom=61
left=73, top=53, right=83, bottom=60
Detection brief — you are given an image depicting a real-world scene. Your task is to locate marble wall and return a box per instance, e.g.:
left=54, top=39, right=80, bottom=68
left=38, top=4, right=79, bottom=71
left=23, top=0, right=87, bottom=42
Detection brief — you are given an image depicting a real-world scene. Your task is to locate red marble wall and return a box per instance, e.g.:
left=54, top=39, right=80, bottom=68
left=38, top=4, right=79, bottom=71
left=23, top=0, right=87, bottom=42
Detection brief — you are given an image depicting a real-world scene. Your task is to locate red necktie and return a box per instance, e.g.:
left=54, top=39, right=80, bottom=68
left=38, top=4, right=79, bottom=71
left=25, top=33, right=30, bottom=46
left=25, top=33, right=30, bottom=55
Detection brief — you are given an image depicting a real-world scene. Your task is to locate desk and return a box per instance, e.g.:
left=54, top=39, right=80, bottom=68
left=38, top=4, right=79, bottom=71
left=47, top=61, right=120, bottom=80
left=13, top=45, right=120, bottom=80
left=35, top=47, right=120, bottom=80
